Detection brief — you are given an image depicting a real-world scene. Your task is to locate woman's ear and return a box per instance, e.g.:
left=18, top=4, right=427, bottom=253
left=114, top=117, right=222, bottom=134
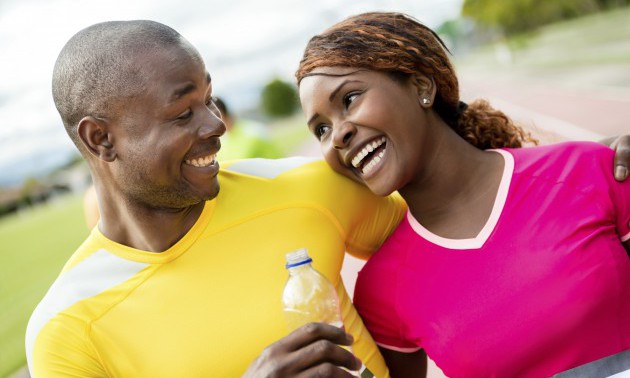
left=77, top=116, right=116, bottom=162
left=415, top=75, right=437, bottom=108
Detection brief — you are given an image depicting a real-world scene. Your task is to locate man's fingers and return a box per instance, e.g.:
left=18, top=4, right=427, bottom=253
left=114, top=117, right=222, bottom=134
left=613, top=135, right=630, bottom=182
left=280, top=322, right=354, bottom=351
left=243, top=323, right=360, bottom=378
left=295, top=363, right=359, bottom=378
left=290, top=339, right=361, bottom=373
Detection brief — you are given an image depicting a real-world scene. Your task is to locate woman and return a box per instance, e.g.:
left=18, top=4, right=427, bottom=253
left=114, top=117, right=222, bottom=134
left=297, top=12, right=630, bottom=377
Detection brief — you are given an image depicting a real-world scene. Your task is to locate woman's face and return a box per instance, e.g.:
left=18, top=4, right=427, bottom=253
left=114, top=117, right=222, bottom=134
left=299, top=66, right=431, bottom=196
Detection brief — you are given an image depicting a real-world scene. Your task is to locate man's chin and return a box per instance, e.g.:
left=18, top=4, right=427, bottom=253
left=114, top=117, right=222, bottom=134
left=198, top=181, right=220, bottom=202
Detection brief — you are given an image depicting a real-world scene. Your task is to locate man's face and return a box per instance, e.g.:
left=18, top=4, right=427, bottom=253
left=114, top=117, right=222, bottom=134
left=109, top=44, right=226, bottom=210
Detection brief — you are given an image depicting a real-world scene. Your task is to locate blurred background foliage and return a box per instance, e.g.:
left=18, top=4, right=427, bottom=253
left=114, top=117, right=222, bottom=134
left=260, top=78, right=300, bottom=118
left=462, top=0, right=629, bottom=35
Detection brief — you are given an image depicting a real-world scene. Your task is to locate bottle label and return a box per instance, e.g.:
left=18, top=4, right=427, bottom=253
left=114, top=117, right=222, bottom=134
left=360, top=364, right=375, bottom=378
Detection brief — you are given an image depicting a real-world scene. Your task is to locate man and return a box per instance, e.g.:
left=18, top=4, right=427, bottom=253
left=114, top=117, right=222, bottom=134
left=26, top=20, right=404, bottom=377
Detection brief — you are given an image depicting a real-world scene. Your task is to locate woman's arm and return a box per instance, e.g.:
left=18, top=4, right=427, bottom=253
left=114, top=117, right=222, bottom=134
left=379, top=347, right=428, bottom=378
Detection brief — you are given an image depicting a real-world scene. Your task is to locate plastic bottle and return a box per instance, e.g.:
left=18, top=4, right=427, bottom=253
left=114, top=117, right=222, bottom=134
left=282, top=248, right=374, bottom=377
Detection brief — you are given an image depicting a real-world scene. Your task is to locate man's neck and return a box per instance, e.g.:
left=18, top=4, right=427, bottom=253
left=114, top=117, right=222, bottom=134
left=98, top=196, right=206, bottom=253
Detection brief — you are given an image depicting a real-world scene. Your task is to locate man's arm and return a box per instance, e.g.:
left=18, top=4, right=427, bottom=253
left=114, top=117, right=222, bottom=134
left=243, top=323, right=361, bottom=378
left=601, top=135, right=630, bottom=181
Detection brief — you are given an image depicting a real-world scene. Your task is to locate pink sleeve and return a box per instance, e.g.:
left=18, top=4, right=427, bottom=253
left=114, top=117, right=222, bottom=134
left=353, top=258, right=421, bottom=353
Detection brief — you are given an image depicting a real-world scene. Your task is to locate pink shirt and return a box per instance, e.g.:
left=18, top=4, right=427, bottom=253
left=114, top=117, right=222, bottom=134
left=354, top=142, right=630, bottom=377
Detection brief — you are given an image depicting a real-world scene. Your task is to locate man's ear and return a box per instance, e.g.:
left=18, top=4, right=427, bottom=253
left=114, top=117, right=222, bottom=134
left=77, top=116, right=116, bottom=162
left=415, top=75, right=437, bottom=108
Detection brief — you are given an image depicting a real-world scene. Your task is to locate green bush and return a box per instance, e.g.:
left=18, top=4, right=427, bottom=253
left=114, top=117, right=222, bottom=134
left=260, top=78, right=299, bottom=118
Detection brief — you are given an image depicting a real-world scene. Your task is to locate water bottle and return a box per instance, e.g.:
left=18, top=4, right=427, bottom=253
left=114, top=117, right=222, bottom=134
left=282, top=248, right=374, bottom=377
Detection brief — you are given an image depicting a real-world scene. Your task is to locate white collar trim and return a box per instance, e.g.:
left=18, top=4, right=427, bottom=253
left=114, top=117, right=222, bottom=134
left=407, top=149, right=514, bottom=250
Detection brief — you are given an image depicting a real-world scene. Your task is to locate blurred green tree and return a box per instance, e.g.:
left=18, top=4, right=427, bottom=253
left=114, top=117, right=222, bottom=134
left=260, top=78, right=299, bottom=118
left=462, top=0, right=627, bottom=35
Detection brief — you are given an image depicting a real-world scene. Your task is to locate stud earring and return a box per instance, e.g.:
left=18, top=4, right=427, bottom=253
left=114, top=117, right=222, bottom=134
left=422, top=97, right=431, bottom=105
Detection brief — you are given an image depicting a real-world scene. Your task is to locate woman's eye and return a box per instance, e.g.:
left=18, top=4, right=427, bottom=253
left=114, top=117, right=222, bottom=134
left=314, top=124, right=330, bottom=140
left=343, top=92, right=360, bottom=108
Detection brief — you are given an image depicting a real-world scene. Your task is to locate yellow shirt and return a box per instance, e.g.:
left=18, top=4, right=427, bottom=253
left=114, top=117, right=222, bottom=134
left=26, top=158, right=405, bottom=377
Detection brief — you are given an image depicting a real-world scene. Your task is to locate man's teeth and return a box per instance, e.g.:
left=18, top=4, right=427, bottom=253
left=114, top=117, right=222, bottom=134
left=351, top=136, right=386, bottom=169
left=185, top=154, right=216, bottom=167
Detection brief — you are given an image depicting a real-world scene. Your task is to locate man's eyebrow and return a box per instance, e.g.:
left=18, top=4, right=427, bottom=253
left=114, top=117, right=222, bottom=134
left=170, top=73, right=212, bottom=103
left=170, top=83, right=197, bottom=103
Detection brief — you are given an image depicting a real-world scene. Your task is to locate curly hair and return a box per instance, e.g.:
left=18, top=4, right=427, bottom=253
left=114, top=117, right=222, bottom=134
left=296, top=12, right=536, bottom=149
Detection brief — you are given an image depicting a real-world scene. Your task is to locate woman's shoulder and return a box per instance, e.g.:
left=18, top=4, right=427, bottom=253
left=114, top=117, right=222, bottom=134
left=508, top=140, right=610, bottom=159
left=506, top=141, right=612, bottom=174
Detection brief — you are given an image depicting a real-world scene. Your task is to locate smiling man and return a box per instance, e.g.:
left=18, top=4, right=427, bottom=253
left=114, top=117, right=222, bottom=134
left=25, top=20, right=405, bottom=377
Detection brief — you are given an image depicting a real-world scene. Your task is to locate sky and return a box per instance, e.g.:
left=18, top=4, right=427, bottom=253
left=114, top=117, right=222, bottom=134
left=0, top=0, right=463, bottom=186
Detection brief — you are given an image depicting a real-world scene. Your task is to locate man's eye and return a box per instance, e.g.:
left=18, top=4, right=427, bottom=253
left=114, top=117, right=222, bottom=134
left=177, top=109, right=192, bottom=120
left=207, top=98, right=220, bottom=115
left=314, top=124, right=330, bottom=140
left=343, top=92, right=360, bottom=108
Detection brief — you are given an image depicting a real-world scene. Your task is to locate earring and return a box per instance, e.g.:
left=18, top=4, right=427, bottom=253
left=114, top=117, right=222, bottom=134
left=422, top=97, right=431, bottom=105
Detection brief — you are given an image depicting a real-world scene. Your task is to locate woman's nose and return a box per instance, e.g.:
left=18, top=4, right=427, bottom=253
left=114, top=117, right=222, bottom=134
left=332, top=123, right=356, bottom=150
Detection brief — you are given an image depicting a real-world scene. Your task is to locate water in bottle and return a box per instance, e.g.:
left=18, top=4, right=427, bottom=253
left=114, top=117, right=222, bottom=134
left=282, top=248, right=375, bottom=378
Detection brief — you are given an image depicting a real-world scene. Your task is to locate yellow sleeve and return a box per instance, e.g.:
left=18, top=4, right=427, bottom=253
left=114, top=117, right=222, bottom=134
left=312, top=165, right=406, bottom=259
left=30, top=315, right=107, bottom=378
left=337, top=279, right=390, bottom=378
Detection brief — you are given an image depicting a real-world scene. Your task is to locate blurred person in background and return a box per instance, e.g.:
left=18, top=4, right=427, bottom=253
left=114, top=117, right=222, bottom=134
left=296, top=11, right=630, bottom=378
left=213, top=96, right=284, bottom=160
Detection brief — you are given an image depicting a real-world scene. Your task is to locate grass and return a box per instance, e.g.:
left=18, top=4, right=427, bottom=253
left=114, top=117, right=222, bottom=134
left=0, top=195, right=88, bottom=377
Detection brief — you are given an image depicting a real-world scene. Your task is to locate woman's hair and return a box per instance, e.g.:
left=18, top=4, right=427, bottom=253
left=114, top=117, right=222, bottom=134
left=296, top=12, right=536, bottom=149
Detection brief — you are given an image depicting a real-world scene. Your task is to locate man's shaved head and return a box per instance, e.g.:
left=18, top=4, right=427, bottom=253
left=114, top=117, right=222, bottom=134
left=52, top=20, right=196, bottom=152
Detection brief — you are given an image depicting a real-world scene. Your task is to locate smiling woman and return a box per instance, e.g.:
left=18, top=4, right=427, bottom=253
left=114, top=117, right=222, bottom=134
left=296, top=11, right=630, bottom=378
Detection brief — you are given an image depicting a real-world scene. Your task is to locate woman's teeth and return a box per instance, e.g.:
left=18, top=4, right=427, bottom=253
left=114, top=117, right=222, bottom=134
left=361, top=150, right=385, bottom=175
left=351, top=136, right=386, bottom=174
left=185, top=154, right=216, bottom=167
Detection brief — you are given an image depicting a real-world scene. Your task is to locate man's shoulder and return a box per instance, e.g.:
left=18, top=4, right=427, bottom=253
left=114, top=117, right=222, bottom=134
left=26, top=245, right=149, bottom=373
left=220, top=157, right=337, bottom=181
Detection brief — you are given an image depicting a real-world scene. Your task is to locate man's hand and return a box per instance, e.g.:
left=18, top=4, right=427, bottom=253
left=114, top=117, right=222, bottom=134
left=243, top=322, right=361, bottom=378
left=604, top=135, right=630, bottom=181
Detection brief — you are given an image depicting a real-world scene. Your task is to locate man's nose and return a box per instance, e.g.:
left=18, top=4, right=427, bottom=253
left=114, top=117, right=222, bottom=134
left=199, top=109, right=226, bottom=139
left=332, top=122, right=356, bottom=150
